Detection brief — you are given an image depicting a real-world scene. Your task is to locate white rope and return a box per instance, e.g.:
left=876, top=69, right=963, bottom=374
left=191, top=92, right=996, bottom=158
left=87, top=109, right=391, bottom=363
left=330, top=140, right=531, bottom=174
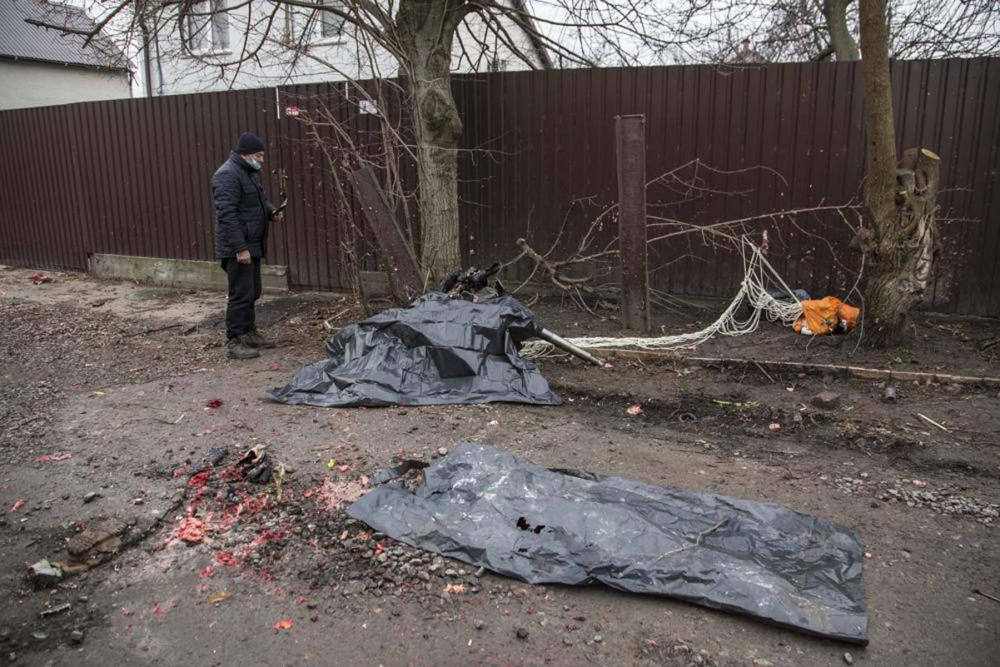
left=522, top=238, right=804, bottom=358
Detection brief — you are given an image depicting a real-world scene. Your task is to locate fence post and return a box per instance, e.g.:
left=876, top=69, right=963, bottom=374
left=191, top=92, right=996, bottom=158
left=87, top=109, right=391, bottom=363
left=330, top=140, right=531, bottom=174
left=616, top=114, right=650, bottom=333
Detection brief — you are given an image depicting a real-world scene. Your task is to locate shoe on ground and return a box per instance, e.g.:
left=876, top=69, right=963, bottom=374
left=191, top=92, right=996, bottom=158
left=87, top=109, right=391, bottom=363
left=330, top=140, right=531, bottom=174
left=227, top=335, right=261, bottom=359
left=244, top=329, right=276, bottom=349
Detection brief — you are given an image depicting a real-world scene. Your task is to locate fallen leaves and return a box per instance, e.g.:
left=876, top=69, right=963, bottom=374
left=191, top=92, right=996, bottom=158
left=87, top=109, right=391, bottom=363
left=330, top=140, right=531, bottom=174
left=273, top=619, right=294, bottom=631
left=35, top=453, right=72, bottom=463
left=626, top=404, right=644, bottom=416
left=10, top=499, right=27, bottom=513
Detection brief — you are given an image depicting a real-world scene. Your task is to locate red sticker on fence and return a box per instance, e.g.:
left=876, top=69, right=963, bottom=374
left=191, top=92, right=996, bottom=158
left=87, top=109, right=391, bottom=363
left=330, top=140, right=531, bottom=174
left=284, top=105, right=300, bottom=117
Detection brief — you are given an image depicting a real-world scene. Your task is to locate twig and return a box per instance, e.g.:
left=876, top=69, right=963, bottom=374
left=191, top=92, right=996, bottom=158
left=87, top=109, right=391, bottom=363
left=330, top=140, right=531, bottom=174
left=752, top=361, right=775, bottom=383
left=975, top=588, right=1000, bottom=604
left=120, top=323, right=183, bottom=339
left=153, top=414, right=185, bottom=426
left=916, top=413, right=950, bottom=433
left=655, top=518, right=728, bottom=561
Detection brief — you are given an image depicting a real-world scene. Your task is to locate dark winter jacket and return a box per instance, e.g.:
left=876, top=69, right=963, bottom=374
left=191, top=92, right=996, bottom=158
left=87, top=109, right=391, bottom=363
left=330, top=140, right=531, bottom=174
left=212, top=152, right=275, bottom=259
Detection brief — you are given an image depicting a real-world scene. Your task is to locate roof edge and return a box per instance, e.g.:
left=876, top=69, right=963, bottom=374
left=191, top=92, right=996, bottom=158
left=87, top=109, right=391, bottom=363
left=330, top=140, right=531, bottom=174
left=0, top=53, right=130, bottom=73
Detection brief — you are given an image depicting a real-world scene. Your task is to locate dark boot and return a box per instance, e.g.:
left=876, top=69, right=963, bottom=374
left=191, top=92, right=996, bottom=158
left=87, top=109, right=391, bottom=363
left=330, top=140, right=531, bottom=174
left=244, top=329, right=276, bottom=349
left=227, top=335, right=260, bottom=360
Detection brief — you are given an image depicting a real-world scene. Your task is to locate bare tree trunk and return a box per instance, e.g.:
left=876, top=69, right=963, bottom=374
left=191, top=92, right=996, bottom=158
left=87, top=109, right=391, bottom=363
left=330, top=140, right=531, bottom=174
left=397, top=0, right=464, bottom=283
left=857, top=0, right=939, bottom=348
left=823, top=0, right=861, bottom=61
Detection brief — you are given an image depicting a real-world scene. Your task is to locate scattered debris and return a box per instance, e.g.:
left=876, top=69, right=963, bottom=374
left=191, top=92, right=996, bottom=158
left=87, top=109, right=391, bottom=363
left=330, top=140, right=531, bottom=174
left=912, top=480, right=928, bottom=489
left=626, top=404, right=644, bottom=416
left=812, top=391, right=842, bottom=410
left=768, top=423, right=782, bottom=431
left=240, top=446, right=273, bottom=484
left=843, top=651, right=854, bottom=665
left=30, top=272, right=52, bottom=285
left=974, top=588, right=1000, bottom=604
left=28, top=560, right=63, bottom=588
left=877, top=482, right=998, bottom=525
left=916, top=413, right=950, bottom=433
left=188, top=470, right=213, bottom=488
left=516, top=628, right=530, bottom=641
left=34, top=453, right=71, bottom=463
left=273, top=619, right=294, bottom=631
left=884, top=385, right=898, bottom=402
left=70, top=630, right=85, bottom=645
left=437, top=447, right=449, bottom=457
left=10, top=499, right=27, bottom=513
left=82, top=492, right=99, bottom=504
left=206, top=398, right=223, bottom=409
left=316, top=477, right=369, bottom=511
left=176, top=517, right=209, bottom=544
left=39, top=603, right=71, bottom=618
left=207, top=591, right=233, bottom=604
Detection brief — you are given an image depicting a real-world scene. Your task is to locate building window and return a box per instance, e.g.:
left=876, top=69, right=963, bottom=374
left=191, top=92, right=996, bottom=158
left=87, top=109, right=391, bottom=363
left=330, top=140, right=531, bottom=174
left=314, top=0, right=345, bottom=41
left=186, top=0, right=229, bottom=52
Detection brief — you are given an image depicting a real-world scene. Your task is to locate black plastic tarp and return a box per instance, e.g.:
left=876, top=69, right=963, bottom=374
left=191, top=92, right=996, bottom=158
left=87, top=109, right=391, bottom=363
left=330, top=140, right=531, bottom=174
left=347, top=443, right=869, bottom=644
left=266, top=293, right=560, bottom=407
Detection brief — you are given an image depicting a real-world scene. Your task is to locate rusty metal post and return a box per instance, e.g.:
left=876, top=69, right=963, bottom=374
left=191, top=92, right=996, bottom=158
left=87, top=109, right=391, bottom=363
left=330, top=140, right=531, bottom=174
left=616, top=114, right=650, bottom=333
left=349, top=165, right=423, bottom=303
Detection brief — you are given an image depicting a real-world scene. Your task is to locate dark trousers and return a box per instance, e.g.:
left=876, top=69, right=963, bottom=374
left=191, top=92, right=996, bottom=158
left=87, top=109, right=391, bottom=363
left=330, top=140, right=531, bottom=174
left=222, top=258, right=261, bottom=340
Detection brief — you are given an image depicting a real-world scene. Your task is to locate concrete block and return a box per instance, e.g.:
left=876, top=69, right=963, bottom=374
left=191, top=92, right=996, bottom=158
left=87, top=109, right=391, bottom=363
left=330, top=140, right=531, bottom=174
left=94, top=254, right=288, bottom=292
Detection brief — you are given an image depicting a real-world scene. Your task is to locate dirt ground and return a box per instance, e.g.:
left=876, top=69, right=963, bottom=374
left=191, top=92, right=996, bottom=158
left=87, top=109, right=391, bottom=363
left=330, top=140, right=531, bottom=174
left=1, top=265, right=998, bottom=667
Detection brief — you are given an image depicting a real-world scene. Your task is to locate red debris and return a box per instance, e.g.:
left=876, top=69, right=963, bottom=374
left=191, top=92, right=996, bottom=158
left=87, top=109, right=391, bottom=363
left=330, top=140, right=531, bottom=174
left=626, top=404, right=644, bottom=416
left=10, top=499, right=27, bottom=513
left=912, top=480, right=928, bottom=489
left=198, top=566, right=216, bottom=579
left=206, top=398, right=223, bottom=409
left=270, top=363, right=282, bottom=371
left=315, top=477, right=368, bottom=511
left=215, top=551, right=239, bottom=567
left=294, top=596, right=310, bottom=606
left=218, top=466, right=244, bottom=482
left=273, top=619, right=294, bottom=631
left=31, top=272, right=52, bottom=285
left=35, top=453, right=72, bottom=463
left=188, top=470, right=212, bottom=488
left=172, top=469, right=183, bottom=478
left=176, top=517, right=208, bottom=544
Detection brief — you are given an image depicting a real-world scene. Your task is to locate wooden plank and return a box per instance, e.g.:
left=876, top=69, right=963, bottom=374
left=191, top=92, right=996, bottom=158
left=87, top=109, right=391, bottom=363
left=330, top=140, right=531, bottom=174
left=348, top=165, right=423, bottom=303
left=615, top=114, right=650, bottom=333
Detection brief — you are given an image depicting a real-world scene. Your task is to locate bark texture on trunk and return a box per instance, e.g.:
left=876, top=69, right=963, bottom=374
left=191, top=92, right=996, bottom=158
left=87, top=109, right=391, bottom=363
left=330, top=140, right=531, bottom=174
left=397, top=0, right=465, bottom=283
left=858, top=0, right=940, bottom=348
left=823, top=0, right=861, bottom=61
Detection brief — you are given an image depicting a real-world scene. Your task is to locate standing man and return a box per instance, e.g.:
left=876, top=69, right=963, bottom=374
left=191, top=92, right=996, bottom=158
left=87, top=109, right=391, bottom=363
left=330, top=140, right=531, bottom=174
left=212, top=132, right=284, bottom=360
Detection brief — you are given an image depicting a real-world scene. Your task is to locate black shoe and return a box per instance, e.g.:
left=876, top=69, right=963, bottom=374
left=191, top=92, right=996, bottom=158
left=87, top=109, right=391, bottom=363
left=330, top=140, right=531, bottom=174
left=244, top=329, right=276, bottom=349
left=227, top=335, right=261, bottom=359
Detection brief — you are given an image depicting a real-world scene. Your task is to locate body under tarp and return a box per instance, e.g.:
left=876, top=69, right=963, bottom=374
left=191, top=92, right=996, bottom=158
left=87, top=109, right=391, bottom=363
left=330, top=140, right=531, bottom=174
left=347, top=443, right=869, bottom=644
left=266, top=293, right=561, bottom=407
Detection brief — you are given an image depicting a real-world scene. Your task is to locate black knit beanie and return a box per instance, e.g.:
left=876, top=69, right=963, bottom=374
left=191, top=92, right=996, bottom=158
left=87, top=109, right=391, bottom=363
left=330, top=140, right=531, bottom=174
left=235, top=132, right=266, bottom=155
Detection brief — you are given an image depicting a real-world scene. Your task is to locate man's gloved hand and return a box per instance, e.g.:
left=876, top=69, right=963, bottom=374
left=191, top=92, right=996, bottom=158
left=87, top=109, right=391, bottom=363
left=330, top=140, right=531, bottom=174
left=237, top=250, right=251, bottom=265
left=271, top=210, right=284, bottom=223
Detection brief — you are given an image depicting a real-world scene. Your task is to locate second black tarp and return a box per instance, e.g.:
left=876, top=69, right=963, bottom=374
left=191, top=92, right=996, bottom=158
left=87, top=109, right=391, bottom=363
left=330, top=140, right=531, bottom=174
left=346, top=443, right=868, bottom=644
left=266, top=293, right=560, bottom=407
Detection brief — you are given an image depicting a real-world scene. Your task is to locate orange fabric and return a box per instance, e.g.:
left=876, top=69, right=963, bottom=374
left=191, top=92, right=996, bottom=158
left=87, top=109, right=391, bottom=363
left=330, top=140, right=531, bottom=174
left=794, top=297, right=859, bottom=335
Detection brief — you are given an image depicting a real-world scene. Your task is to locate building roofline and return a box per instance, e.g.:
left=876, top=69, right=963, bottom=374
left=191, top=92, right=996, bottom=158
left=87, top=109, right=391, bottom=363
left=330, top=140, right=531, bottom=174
left=0, top=52, right=130, bottom=73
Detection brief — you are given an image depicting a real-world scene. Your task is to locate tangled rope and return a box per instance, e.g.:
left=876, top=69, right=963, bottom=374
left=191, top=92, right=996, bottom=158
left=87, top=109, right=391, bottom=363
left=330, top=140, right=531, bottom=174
left=522, top=238, right=804, bottom=358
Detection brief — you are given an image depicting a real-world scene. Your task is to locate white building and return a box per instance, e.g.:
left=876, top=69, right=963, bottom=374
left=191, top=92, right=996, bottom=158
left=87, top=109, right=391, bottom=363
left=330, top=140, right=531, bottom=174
left=146, top=1, right=551, bottom=96
left=0, top=0, right=131, bottom=110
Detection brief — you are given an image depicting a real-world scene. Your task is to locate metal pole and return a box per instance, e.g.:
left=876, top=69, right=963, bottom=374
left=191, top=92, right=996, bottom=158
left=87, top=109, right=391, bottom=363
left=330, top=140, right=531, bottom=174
left=537, top=329, right=604, bottom=367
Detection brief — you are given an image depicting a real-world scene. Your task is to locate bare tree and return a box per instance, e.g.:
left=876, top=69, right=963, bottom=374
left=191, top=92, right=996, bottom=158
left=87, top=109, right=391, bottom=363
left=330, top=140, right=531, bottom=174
left=30, top=0, right=697, bottom=281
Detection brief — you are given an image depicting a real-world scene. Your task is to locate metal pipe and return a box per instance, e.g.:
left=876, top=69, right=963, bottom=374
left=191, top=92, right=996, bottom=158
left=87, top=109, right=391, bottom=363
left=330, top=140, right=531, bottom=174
left=537, top=328, right=604, bottom=367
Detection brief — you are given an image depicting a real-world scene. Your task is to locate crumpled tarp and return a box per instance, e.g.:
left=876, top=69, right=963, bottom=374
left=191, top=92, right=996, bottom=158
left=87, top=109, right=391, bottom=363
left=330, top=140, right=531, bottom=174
left=266, top=292, right=561, bottom=407
left=347, top=443, right=868, bottom=644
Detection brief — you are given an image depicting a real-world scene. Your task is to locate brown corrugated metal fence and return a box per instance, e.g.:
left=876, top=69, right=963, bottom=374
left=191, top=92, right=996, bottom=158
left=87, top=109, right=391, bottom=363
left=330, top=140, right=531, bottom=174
left=1, top=59, right=998, bottom=314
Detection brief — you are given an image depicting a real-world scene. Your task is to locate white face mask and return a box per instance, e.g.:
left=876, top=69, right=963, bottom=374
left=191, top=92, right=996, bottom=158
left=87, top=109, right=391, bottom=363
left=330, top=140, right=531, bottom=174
left=246, top=158, right=263, bottom=171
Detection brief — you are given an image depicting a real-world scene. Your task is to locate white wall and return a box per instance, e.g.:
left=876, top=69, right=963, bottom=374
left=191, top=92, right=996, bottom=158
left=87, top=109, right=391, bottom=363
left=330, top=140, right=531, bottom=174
left=150, top=2, right=542, bottom=96
left=0, top=60, right=131, bottom=109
